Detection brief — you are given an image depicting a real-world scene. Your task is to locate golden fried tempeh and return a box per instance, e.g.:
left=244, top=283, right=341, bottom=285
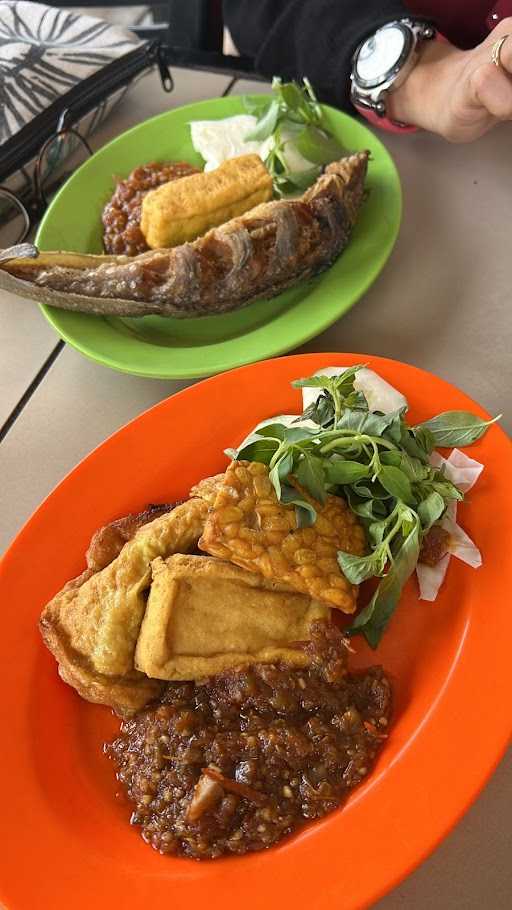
left=199, top=461, right=366, bottom=613
left=140, top=154, right=273, bottom=248
left=40, top=498, right=208, bottom=716
left=135, top=554, right=330, bottom=680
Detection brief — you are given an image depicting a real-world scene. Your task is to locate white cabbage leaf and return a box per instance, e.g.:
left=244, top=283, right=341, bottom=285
left=417, top=449, right=483, bottom=601
left=301, top=366, right=408, bottom=415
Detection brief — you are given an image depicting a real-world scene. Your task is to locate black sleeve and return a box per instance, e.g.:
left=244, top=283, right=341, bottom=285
left=223, top=0, right=410, bottom=111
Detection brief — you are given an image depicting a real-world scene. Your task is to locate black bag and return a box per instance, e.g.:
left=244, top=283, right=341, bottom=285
left=0, top=0, right=172, bottom=238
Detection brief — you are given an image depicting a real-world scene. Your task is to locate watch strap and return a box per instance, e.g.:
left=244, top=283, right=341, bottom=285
left=353, top=103, right=418, bottom=133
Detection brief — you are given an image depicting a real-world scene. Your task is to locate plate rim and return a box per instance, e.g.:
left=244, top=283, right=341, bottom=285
left=35, top=97, right=402, bottom=379
left=1, top=352, right=510, bottom=910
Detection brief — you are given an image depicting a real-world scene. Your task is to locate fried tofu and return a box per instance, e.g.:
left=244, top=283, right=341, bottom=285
left=39, top=498, right=208, bottom=716
left=199, top=461, right=367, bottom=613
left=140, top=154, right=273, bottom=248
left=190, top=473, right=225, bottom=505
left=135, top=554, right=330, bottom=680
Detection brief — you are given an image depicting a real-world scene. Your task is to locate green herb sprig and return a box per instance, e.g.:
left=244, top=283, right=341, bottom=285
left=229, top=368, right=500, bottom=648
left=244, top=77, right=345, bottom=196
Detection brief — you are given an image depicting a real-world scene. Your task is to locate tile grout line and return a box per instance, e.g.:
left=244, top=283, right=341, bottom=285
left=0, top=340, right=65, bottom=444
left=222, top=76, right=238, bottom=96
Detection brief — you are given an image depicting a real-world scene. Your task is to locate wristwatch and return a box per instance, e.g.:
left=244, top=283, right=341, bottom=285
left=350, top=19, right=436, bottom=130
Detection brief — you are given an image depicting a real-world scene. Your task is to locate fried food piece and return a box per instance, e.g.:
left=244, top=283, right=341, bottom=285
left=199, top=461, right=367, bottom=613
left=135, top=554, right=329, bottom=680
left=189, top=473, right=225, bottom=505
left=0, top=152, right=368, bottom=318
left=140, top=154, right=273, bottom=249
left=102, top=161, right=201, bottom=255
left=419, top=524, right=450, bottom=566
left=86, top=502, right=176, bottom=572
left=39, top=498, right=208, bottom=716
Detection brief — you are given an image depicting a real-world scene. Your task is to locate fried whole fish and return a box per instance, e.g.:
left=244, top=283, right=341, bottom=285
left=0, top=153, right=368, bottom=318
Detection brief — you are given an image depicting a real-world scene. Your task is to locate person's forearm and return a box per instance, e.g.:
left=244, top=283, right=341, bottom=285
left=223, top=1, right=512, bottom=142
left=223, top=0, right=409, bottom=110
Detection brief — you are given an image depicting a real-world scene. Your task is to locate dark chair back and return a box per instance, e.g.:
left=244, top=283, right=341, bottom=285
left=48, top=1, right=264, bottom=79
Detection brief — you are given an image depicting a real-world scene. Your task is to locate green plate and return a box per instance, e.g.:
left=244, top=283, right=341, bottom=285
left=36, top=96, right=401, bottom=379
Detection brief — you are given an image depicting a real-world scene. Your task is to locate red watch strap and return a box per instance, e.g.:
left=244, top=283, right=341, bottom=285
left=354, top=105, right=418, bottom=133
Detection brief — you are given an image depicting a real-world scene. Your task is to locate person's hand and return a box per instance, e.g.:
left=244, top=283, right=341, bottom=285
left=387, top=18, right=512, bottom=142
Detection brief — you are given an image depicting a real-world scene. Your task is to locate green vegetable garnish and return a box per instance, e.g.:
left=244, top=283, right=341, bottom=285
left=228, top=368, right=500, bottom=648
left=243, top=77, right=345, bottom=196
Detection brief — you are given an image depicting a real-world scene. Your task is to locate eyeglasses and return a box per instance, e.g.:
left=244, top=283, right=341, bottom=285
left=0, top=126, right=93, bottom=247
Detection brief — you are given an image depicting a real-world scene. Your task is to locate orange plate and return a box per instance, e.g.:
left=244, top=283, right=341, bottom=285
left=0, top=353, right=511, bottom=910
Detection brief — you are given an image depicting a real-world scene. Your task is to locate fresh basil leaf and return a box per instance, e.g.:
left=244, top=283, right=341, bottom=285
left=224, top=447, right=238, bottom=460
left=398, top=507, right=417, bottom=539
left=236, top=437, right=279, bottom=464
left=345, top=491, right=388, bottom=522
left=349, top=520, right=420, bottom=648
left=346, top=390, right=369, bottom=411
left=399, top=427, right=432, bottom=464
left=254, top=423, right=289, bottom=441
left=368, top=519, right=388, bottom=546
left=378, top=465, right=415, bottom=505
left=380, top=449, right=430, bottom=482
left=295, top=124, right=344, bottom=165
left=328, top=365, right=365, bottom=397
left=300, top=393, right=335, bottom=427
left=292, top=374, right=335, bottom=390
left=337, top=548, right=386, bottom=585
left=430, top=478, right=464, bottom=501
left=295, top=454, right=327, bottom=504
left=417, top=491, right=445, bottom=530
left=269, top=450, right=294, bottom=499
left=381, top=409, right=408, bottom=445
left=336, top=364, right=365, bottom=382
left=277, top=451, right=294, bottom=481
left=255, top=423, right=317, bottom=444
left=336, top=407, right=402, bottom=439
left=268, top=462, right=281, bottom=499
left=413, top=426, right=436, bottom=456
left=415, top=411, right=500, bottom=447
left=245, top=99, right=280, bottom=141
left=284, top=427, right=318, bottom=444
left=324, top=460, right=370, bottom=484
left=353, top=479, right=390, bottom=501
left=280, top=483, right=317, bottom=526
left=277, top=80, right=305, bottom=112
left=378, top=450, right=400, bottom=467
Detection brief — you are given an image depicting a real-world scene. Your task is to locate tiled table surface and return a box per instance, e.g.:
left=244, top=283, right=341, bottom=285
left=1, top=67, right=511, bottom=908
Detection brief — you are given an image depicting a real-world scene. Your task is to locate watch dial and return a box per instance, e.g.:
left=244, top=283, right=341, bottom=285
left=356, top=25, right=407, bottom=84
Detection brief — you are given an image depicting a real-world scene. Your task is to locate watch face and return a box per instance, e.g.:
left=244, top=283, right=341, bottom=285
left=355, top=24, right=411, bottom=88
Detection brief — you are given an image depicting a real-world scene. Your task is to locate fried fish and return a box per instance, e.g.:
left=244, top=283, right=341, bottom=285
left=0, top=153, right=368, bottom=318
left=135, top=554, right=330, bottom=680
